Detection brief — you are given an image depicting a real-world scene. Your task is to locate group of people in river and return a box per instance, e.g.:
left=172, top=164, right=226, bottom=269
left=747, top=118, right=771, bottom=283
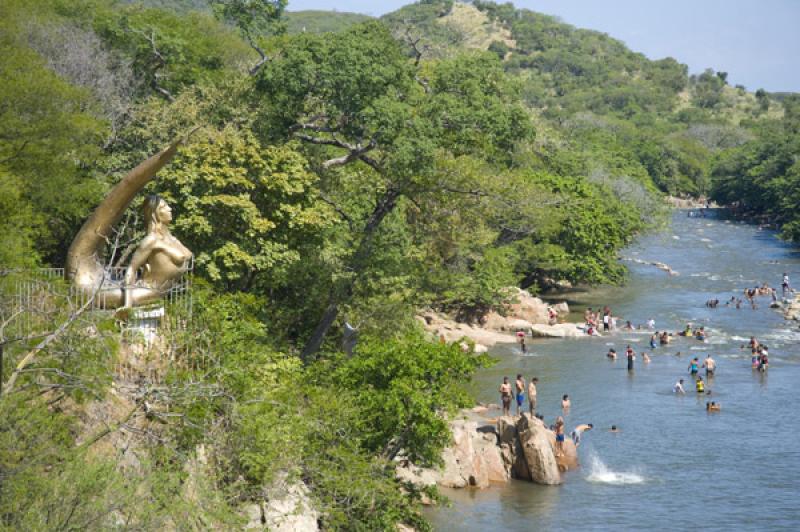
left=498, top=374, right=595, bottom=457
left=705, top=275, right=793, bottom=311
left=745, top=336, right=770, bottom=371
left=582, top=306, right=658, bottom=336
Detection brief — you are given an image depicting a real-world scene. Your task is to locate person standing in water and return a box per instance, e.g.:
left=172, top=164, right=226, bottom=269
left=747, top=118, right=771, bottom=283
left=688, top=357, right=699, bottom=375
left=782, top=273, right=791, bottom=297
left=673, top=379, right=686, bottom=394
left=528, top=377, right=538, bottom=415
left=561, top=394, right=571, bottom=411
left=626, top=345, right=635, bottom=371
left=499, top=377, right=512, bottom=416
left=703, top=354, right=716, bottom=376
left=515, top=374, right=526, bottom=416
left=696, top=375, right=705, bottom=393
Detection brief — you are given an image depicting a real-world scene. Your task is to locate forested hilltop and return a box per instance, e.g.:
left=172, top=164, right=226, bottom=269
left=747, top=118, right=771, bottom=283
left=1, top=1, right=797, bottom=530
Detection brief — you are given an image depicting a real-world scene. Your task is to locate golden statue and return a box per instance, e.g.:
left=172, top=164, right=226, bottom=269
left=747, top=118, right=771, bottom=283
left=66, top=137, right=193, bottom=309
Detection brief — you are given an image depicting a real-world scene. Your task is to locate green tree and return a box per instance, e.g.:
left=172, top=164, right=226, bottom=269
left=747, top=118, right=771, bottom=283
left=255, top=22, right=533, bottom=359
left=211, top=0, right=287, bottom=73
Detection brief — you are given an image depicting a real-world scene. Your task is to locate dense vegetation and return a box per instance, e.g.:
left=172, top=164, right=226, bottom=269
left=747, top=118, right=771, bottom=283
left=1, top=0, right=797, bottom=529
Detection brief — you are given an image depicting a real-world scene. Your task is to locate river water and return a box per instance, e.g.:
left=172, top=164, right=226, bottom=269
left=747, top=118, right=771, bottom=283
left=427, top=210, right=800, bottom=531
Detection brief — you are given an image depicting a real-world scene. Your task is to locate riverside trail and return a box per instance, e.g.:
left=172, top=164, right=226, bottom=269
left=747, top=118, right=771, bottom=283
left=427, top=210, right=800, bottom=531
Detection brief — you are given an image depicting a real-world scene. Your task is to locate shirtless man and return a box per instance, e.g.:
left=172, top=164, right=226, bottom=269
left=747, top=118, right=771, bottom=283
left=561, top=394, right=571, bottom=411
left=607, top=348, right=617, bottom=360
left=702, top=354, right=716, bottom=376
left=528, top=377, right=538, bottom=415
left=515, top=374, right=525, bottom=416
left=554, top=419, right=566, bottom=457
left=499, top=377, right=512, bottom=417
left=571, top=423, right=593, bottom=447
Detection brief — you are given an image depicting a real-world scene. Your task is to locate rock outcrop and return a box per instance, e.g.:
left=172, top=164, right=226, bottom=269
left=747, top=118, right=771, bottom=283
left=784, top=295, right=800, bottom=321
left=438, top=419, right=508, bottom=488
left=397, top=410, right=575, bottom=493
left=529, top=323, right=584, bottom=338
left=419, top=287, right=574, bottom=347
left=515, top=414, right=562, bottom=484
left=244, top=474, right=319, bottom=531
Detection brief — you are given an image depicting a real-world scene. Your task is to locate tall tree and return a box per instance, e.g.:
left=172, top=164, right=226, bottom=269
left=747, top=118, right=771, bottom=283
left=255, top=22, right=533, bottom=359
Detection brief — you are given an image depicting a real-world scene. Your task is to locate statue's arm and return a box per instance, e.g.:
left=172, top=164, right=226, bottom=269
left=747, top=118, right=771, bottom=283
left=123, top=236, right=156, bottom=308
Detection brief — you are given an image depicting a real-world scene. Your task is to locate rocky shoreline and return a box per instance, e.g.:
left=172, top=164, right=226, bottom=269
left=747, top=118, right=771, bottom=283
left=784, top=293, right=800, bottom=321
left=397, top=407, right=578, bottom=497
left=418, top=287, right=584, bottom=350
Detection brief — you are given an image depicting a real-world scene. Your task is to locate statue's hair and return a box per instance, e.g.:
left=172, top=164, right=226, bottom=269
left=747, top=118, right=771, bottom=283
left=143, top=194, right=164, bottom=233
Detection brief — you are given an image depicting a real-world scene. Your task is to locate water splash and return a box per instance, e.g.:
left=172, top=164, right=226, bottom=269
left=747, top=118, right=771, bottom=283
left=585, top=454, right=646, bottom=485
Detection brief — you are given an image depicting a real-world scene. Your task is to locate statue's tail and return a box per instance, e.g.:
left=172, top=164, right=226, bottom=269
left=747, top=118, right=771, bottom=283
left=66, top=136, right=187, bottom=284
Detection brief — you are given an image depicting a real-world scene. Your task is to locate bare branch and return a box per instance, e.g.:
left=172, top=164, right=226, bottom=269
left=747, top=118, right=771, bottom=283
left=294, top=133, right=379, bottom=170
left=2, top=273, right=103, bottom=396
left=318, top=193, right=355, bottom=229
left=129, top=28, right=174, bottom=102
left=244, top=29, right=269, bottom=75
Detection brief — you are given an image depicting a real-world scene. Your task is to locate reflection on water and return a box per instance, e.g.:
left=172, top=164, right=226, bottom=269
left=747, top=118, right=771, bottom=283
left=427, top=211, right=800, bottom=530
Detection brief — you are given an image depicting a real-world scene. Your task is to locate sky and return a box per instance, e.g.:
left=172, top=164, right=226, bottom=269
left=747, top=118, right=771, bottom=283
left=286, top=0, right=800, bottom=92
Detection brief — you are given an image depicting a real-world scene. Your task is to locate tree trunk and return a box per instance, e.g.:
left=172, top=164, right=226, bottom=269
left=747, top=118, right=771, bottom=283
left=300, top=186, right=401, bottom=362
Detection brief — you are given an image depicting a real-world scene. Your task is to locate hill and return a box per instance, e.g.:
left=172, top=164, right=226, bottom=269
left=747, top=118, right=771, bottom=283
left=285, top=10, right=373, bottom=34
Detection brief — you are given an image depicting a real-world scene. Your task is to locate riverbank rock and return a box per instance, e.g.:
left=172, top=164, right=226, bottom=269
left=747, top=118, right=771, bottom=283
left=516, top=414, right=562, bottom=485
left=665, top=196, right=714, bottom=209
left=397, top=409, right=580, bottom=492
left=529, top=323, right=584, bottom=338
left=784, top=295, right=800, bottom=321
left=242, top=472, right=319, bottom=531
left=418, top=288, right=576, bottom=347
left=483, top=288, right=569, bottom=330
left=439, top=419, right=508, bottom=488
left=418, top=311, right=518, bottom=347
left=260, top=478, right=319, bottom=532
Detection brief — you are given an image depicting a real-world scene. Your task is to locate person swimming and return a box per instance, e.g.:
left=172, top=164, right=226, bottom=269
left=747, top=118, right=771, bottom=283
left=706, top=401, right=721, bottom=412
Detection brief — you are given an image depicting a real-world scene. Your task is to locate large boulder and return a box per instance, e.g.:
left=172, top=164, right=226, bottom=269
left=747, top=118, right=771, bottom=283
left=439, top=420, right=488, bottom=488
left=495, top=416, right=517, bottom=445
left=474, top=431, right=509, bottom=484
left=545, top=431, right=579, bottom=472
left=258, top=477, right=319, bottom=532
left=529, top=323, right=584, bottom=338
left=515, top=414, right=562, bottom=485
left=437, top=418, right=509, bottom=488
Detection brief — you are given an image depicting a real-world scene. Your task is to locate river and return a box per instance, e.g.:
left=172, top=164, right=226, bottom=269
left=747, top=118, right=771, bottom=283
left=426, top=210, right=800, bottom=531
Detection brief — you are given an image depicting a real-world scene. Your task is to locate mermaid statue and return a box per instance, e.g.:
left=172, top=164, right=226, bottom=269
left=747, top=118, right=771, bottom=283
left=65, top=137, right=193, bottom=309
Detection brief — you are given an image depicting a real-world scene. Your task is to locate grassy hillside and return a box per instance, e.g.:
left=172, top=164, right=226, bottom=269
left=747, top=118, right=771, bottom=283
left=285, top=10, right=373, bottom=34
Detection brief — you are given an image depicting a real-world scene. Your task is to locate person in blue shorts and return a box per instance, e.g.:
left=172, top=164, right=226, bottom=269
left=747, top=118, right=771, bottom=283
left=515, top=374, right=525, bottom=416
